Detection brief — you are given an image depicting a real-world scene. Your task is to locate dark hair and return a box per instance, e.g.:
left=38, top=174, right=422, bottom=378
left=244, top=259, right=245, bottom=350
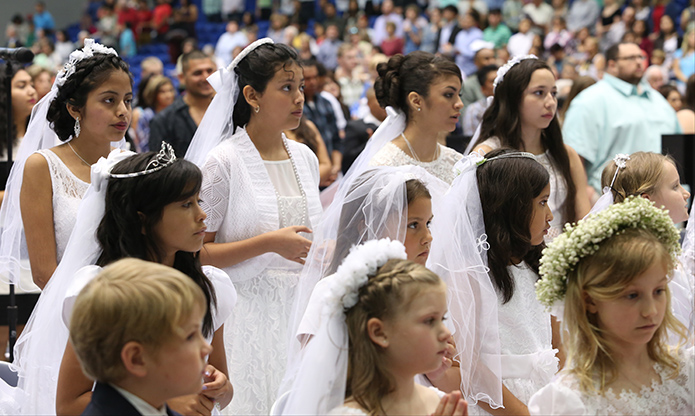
left=96, top=152, right=216, bottom=337
left=468, top=8, right=481, bottom=26
left=291, top=116, right=319, bottom=154
left=0, top=63, right=29, bottom=156
left=233, top=43, right=300, bottom=131
left=374, top=51, right=461, bottom=123
left=476, top=148, right=549, bottom=303
left=658, top=84, right=679, bottom=100
left=474, top=58, right=577, bottom=225
left=684, top=74, right=695, bottom=111
left=476, top=64, right=498, bottom=88
left=46, top=53, right=131, bottom=142
left=180, top=50, right=210, bottom=75
left=605, top=42, right=636, bottom=64
left=441, top=5, right=458, bottom=15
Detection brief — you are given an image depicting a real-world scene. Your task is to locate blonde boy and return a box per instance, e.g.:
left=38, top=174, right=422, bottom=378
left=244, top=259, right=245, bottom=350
left=69, top=259, right=212, bottom=416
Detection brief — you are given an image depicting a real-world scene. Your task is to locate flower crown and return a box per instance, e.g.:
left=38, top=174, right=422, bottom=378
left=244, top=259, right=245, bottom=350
left=535, top=196, right=681, bottom=309
left=109, top=142, right=177, bottom=178
left=493, top=54, right=538, bottom=93
left=56, top=39, right=118, bottom=87
left=324, top=239, right=407, bottom=311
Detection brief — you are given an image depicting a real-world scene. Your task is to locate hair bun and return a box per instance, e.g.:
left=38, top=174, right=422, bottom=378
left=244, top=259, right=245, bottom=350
left=374, top=54, right=406, bottom=109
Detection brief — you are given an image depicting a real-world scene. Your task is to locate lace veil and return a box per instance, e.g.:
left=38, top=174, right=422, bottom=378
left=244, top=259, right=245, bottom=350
left=427, top=153, right=503, bottom=408
left=0, top=39, right=125, bottom=288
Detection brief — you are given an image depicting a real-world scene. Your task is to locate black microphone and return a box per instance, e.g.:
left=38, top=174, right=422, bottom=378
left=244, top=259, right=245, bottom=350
left=0, top=47, right=34, bottom=64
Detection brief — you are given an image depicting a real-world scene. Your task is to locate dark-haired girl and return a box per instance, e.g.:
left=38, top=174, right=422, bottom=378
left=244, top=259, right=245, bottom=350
left=470, top=149, right=563, bottom=415
left=369, top=51, right=464, bottom=184
left=471, top=57, right=590, bottom=240
left=6, top=40, right=132, bottom=290
left=186, top=39, right=322, bottom=414
left=53, top=150, right=235, bottom=415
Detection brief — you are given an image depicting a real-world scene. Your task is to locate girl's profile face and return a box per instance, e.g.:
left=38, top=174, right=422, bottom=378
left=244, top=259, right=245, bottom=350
left=666, top=90, right=682, bottom=112
left=644, top=161, right=691, bottom=223
left=586, top=261, right=668, bottom=351
left=420, top=74, right=463, bottom=134
left=11, top=69, right=37, bottom=120
left=33, top=70, right=52, bottom=100
left=520, top=69, right=558, bottom=134
left=77, top=69, right=133, bottom=144
left=528, top=183, right=553, bottom=246
left=378, top=282, right=450, bottom=376
left=151, top=191, right=207, bottom=262
left=156, top=81, right=176, bottom=110
left=253, top=63, right=305, bottom=132
left=404, top=196, right=433, bottom=265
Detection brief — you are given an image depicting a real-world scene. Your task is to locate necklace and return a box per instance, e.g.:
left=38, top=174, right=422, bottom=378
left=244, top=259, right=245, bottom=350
left=274, top=137, right=308, bottom=227
left=67, top=142, right=92, bottom=166
left=400, top=133, right=440, bottom=163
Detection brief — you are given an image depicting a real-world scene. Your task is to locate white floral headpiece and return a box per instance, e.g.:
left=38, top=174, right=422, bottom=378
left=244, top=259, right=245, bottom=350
left=536, top=196, right=681, bottom=311
left=493, top=54, right=538, bottom=93
left=227, top=37, right=274, bottom=71
left=56, top=39, right=118, bottom=87
left=324, top=238, right=407, bottom=311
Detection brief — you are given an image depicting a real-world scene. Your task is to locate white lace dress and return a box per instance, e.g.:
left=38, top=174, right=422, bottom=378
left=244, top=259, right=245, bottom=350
left=37, top=149, right=89, bottom=262
left=528, top=347, right=695, bottom=415
left=200, top=129, right=322, bottom=415
left=471, top=262, right=558, bottom=415
left=478, top=138, right=568, bottom=240
left=369, top=141, right=463, bottom=184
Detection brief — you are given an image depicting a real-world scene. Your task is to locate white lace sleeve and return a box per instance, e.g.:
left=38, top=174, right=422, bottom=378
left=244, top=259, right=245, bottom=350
left=528, top=376, right=588, bottom=416
left=203, top=265, right=236, bottom=332
left=200, top=151, right=232, bottom=233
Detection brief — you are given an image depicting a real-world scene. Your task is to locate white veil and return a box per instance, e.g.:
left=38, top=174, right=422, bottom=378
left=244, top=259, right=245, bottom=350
left=427, top=153, right=503, bottom=408
left=4, top=149, right=134, bottom=414
left=0, top=39, right=124, bottom=289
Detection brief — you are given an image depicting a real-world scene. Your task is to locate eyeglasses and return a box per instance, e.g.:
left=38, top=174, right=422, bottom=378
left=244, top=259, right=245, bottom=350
left=616, top=55, right=644, bottom=62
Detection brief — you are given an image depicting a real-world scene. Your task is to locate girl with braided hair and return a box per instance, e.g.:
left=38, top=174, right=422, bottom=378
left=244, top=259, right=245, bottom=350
left=0, top=40, right=132, bottom=290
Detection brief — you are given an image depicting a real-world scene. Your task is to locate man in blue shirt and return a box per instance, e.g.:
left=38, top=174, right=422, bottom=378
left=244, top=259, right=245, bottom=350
left=563, top=42, right=682, bottom=196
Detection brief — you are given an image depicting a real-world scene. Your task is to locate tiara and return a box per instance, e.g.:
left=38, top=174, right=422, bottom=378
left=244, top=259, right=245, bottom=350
left=476, top=151, right=538, bottom=166
left=109, top=142, right=177, bottom=178
left=493, top=55, right=538, bottom=93
left=56, top=39, right=118, bottom=87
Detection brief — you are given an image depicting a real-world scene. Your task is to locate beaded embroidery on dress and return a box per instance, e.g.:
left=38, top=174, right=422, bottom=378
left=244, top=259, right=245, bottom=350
left=369, top=141, right=463, bottom=184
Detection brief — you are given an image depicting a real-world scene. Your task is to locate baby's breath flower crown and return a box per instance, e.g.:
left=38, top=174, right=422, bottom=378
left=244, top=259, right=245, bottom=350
left=535, top=196, right=681, bottom=309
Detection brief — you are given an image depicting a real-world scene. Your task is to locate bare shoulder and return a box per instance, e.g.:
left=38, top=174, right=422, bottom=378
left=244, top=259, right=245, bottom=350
left=472, top=143, right=494, bottom=155
left=22, top=152, right=50, bottom=180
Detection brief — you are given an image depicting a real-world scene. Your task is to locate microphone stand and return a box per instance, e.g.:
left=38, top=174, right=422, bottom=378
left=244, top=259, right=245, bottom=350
left=3, top=61, right=17, bottom=362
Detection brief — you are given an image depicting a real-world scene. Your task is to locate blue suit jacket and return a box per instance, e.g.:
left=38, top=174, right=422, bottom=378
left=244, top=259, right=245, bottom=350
left=81, top=382, right=182, bottom=416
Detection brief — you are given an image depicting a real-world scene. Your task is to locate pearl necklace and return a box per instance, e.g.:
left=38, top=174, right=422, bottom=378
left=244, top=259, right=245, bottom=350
left=275, top=138, right=308, bottom=227
left=400, top=132, right=440, bottom=163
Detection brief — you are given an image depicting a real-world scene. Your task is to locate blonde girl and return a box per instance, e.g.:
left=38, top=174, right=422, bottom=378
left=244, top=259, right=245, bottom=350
left=531, top=197, right=692, bottom=415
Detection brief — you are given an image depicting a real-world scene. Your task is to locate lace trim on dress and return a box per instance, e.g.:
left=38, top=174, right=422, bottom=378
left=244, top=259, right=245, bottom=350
left=369, top=141, right=463, bottom=184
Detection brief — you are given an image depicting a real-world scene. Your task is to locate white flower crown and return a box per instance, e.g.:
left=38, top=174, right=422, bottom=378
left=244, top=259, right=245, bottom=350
left=535, top=196, right=681, bottom=309
left=493, top=54, right=538, bottom=93
left=324, top=238, right=407, bottom=311
left=56, top=39, right=118, bottom=87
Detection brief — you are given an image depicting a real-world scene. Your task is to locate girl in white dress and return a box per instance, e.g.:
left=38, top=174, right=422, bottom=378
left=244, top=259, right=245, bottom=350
left=369, top=51, right=464, bottom=184
left=470, top=148, right=562, bottom=415
left=470, top=56, right=590, bottom=239
left=0, top=39, right=131, bottom=291
left=281, top=239, right=467, bottom=415
left=531, top=197, right=693, bottom=415
left=185, top=39, right=322, bottom=414
left=53, top=148, right=236, bottom=415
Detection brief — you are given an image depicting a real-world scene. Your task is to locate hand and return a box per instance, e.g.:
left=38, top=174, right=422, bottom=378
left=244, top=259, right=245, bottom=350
left=269, top=226, right=313, bottom=264
left=201, top=365, right=233, bottom=408
left=167, top=393, right=214, bottom=416
left=425, top=336, right=456, bottom=383
left=432, top=391, right=467, bottom=416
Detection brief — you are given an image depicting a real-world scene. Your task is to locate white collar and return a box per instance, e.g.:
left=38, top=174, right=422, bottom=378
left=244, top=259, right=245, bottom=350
left=110, top=384, right=168, bottom=416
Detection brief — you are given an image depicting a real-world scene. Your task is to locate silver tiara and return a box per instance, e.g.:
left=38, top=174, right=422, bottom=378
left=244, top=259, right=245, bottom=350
left=56, top=39, right=118, bottom=87
left=110, top=142, right=177, bottom=178
left=477, top=151, right=538, bottom=166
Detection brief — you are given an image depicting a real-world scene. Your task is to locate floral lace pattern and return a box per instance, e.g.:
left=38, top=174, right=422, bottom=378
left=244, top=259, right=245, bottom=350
left=37, top=149, right=89, bottom=262
left=369, top=141, right=463, bottom=184
left=529, top=347, right=695, bottom=415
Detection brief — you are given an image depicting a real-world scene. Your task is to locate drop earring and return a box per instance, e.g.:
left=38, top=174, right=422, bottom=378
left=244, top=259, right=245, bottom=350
left=254, top=106, right=260, bottom=113
left=74, top=117, right=81, bottom=138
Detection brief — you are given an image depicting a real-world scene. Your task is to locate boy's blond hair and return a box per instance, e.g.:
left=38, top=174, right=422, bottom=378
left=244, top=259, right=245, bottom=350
left=69, top=258, right=207, bottom=383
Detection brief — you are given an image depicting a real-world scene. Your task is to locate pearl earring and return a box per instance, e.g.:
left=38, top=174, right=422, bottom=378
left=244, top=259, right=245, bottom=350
left=254, top=106, right=260, bottom=113
left=417, top=107, right=421, bottom=112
